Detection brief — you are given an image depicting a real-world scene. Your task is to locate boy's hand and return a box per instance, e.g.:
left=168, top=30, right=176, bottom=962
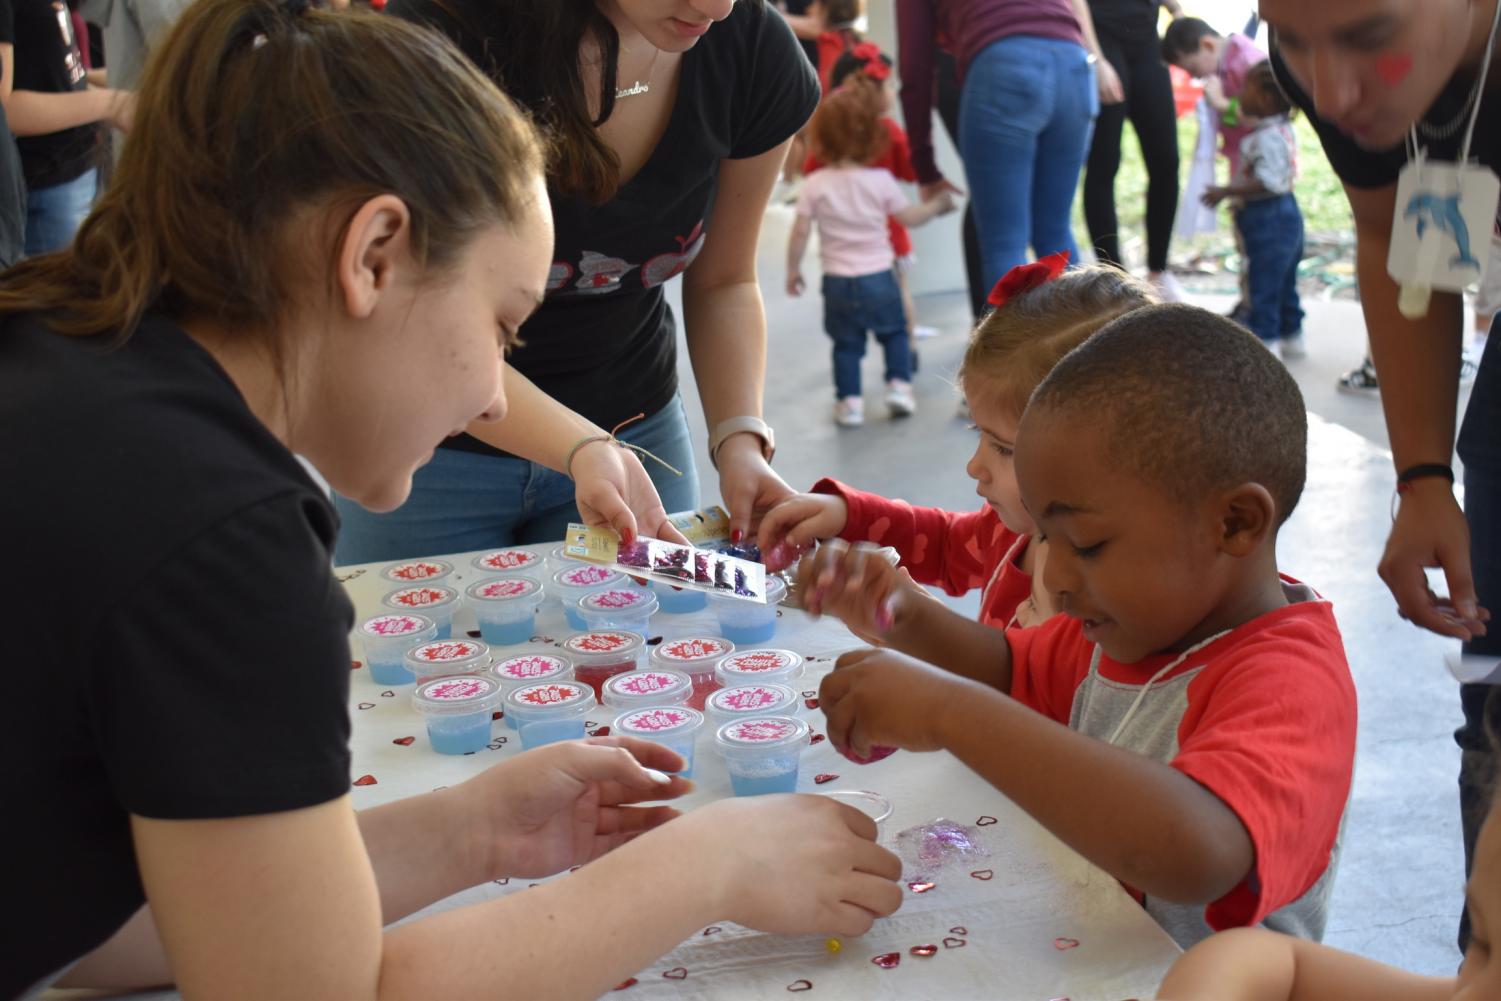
left=786, top=271, right=806, bottom=297
left=820, top=648, right=964, bottom=757
left=757, top=492, right=849, bottom=569
left=1201, top=186, right=1229, bottom=207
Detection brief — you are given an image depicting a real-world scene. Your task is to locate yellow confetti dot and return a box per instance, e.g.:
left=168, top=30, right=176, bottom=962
left=825, top=938, right=842, bottom=954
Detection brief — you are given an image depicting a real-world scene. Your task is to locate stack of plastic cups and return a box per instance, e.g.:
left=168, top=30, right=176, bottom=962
left=382, top=584, right=460, bottom=640
left=504, top=681, right=598, bottom=749
left=704, top=683, right=800, bottom=728
left=403, top=637, right=491, bottom=685
left=412, top=674, right=504, bottom=754
left=560, top=631, right=647, bottom=699
left=357, top=612, right=438, bottom=686
left=552, top=565, right=628, bottom=630
left=650, top=636, right=734, bottom=710
left=491, top=653, right=574, bottom=729
left=471, top=548, right=544, bottom=578
left=464, top=575, right=544, bottom=646
left=613, top=706, right=705, bottom=776
left=714, top=716, right=811, bottom=796
left=706, top=575, right=786, bottom=646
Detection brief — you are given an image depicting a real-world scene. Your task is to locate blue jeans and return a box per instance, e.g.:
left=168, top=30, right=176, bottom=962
left=959, top=36, right=1097, bottom=290
left=23, top=167, right=95, bottom=257
left=1235, top=194, right=1305, bottom=343
left=822, top=271, right=911, bottom=399
left=333, top=395, right=702, bottom=563
left=1455, top=326, right=1501, bottom=951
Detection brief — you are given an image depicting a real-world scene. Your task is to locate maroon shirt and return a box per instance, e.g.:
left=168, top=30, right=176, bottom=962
left=896, top=0, right=1084, bottom=183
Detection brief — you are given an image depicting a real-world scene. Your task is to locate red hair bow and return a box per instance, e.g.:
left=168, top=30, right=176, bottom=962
left=850, top=41, right=891, bottom=81
left=986, top=251, right=1070, bottom=309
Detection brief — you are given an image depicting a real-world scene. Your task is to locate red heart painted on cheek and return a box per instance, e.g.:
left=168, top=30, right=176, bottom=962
left=1376, top=52, right=1414, bottom=85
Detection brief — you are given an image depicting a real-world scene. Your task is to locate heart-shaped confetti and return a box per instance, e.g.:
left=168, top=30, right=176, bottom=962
left=467, top=629, right=483, bottom=638
left=908, top=880, right=935, bottom=893
left=949, top=926, right=967, bottom=935
left=351, top=660, right=363, bottom=670
left=392, top=736, right=415, bottom=746
left=662, top=967, right=687, bottom=980
left=647, top=635, right=664, bottom=646
left=976, top=815, right=998, bottom=826
left=1053, top=937, right=1080, bottom=951
left=702, top=926, right=723, bottom=936
left=357, top=702, right=375, bottom=710
left=493, top=877, right=509, bottom=885
left=942, top=937, right=966, bottom=949
left=613, top=978, right=638, bottom=990
left=586, top=721, right=597, bottom=729
left=814, top=773, right=838, bottom=784
left=786, top=981, right=813, bottom=993
left=871, top=952, right=900, bottom=969
left=353, top=774, right=378, bottom=786
left=492, top=711, right=505, bottom=720
left=841, top=745, right=897, bottom=765
left=969, top=869, right=993, bottom=880
left=589, top=726, right=611, bottom=737
left=381, top=690, right=395, bottom=698
left=910, top=944, right=938, bottom=958
left=805, top=697, right=820, bottom=710
left=802, top=690, right=817, bottom=699
left=810, top=733, right=827, bottom=744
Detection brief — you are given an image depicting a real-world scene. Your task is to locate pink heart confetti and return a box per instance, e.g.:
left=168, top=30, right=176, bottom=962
left=949, top=926, right=968, bottom=935
left=910, top=944, right=938, bottom=958
left=392, top=736, right=415, bottom=746
left=492, top=711, right=505, bottom=720
left=908, top=880, right=935, bottom=893
left=589, top=726, right=611, bottom=737
left=613, top=978, right=638, bottom=990
left=969, top=869, right=993, bottom=881
left=805, top=697, right=820, bottom=710
left=662, top=967, right=687, bottom=980
left=871, top=952, right=901, bottom=969
left=814, top=773, right=839, bottom=784
left=810, top=733, right=827, bottom=744
left=786, top=981, right=813, bottom=993
left=467, top=629, right=483, bottom=638
left=942, top=937, right=966, bottom=949
left=976, top=815, right=998, bottom=826
left=1053, top=937, right=1080, bottom=951
left=351, top=660, right=363, bottom=670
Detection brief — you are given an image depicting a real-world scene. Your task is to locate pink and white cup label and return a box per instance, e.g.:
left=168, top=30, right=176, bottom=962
left=472, top=578, right=537, bottom=600
left=583, top=589, right=649, bottom=610
left=720, top=650, right=797, bottom=674
left=725, top=719, right=800, bottom=743
left=620, top=708, right=696, bottom=734
left=494, top=655, right=569, bottom=681
left=565, top=632, right=638, bottom=654
left=361, top=614, right=428, bottom=638
left=558, top=565, right=620, bottom=588
left=384, top=561, right=449, bottom=582
left=712, top=686, right=791, bottom=713
left=387, top=586, right=455, bottom=609
left=476, top=550, right=540, bottom=572
left=513, top=683, right=590, bottom=708
left=421, top=677, right=494, bottom=703
left=610, top=672, right=682, bottom=697
left=659, top=638, right=731, bottom=663
left=412, top=640, right=482, bottom=663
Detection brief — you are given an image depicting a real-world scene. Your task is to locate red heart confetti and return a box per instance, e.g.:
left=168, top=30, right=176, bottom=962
left=357, top=702, right=375, bottom=710
left=381, top=690, right=395, bottom=698
left=805, top=697, right=820, bottom=710
left=702, top=926, right=723, bottom=936
left=589, top=726, right=612, bottom=737
left=467, top=629, right=483, bottom=638
left=662, top=967, right=687, bottom=980
left=786, top=981, right=813, bottom=993
left=392, top=736, right=415, bottom=746
left=492, top=711, right=505, bottom=720
left=871, top=952, right=901, bottom=969
left=942, top=937, right=966, bottom=949
left=810, top=733, right=827, bottom=744
left=949, top=927, right=967, bottom=935
left=814, top=773, right=839, bottom=784
left=613, top=978, right=638, bottom=991
left=353, top=774, right=378, bottom=786
left=1053, top=937, right=1080, bottom=951
left=841, top=745, right=897, bottom=765
left=908, top=880, right=935, bottom=893
left=802, top=690, right=817, bottom=699
left=970, top=869, right=994, bottom=881
left=910, top=944, right=938, bottom=958
left=976, top=815, right=998, bottom=826
left=351, top=660, right=363, bottom=670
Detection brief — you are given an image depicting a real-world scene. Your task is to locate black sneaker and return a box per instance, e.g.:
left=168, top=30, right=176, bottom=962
left=1337, top=360, right=1380, bottom=395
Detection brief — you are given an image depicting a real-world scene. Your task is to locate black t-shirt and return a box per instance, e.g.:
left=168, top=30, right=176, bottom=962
left=1271, top=40, right=1501, bottom=193
left=0, top=313, right=354, bottom=997
left=0, top=0, right=100, bottom=189
left=390, top=0, right=818, bottom=456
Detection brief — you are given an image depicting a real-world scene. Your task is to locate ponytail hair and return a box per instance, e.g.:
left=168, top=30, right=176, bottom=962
left=0, top=0, right=545, bottom=350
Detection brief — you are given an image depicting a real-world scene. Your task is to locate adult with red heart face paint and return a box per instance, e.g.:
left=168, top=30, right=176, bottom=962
left=1263, top=0, right=1501, bottom=954
left=332, top=0, right=822, bottom=562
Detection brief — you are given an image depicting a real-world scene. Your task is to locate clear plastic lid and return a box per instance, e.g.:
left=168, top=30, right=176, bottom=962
left=706, top=683, right=799, bottom=720
left=466, top=575, right=543, bottom=603
left=382, top=585, right=459, bottom=613
left=714, top=715, right=810, bottom=752
left=472, top=549, right=542, bottom=574
left=504, top=681, right=596, bottom=720
left=551, top=564, right=624, bottom=592
left=561, top=630, right=647, bottom=664
left=615, top=705, right=704, bottom=739
left=380, top=560, right=453, bottom=584
left=403, top=638, right=491, bottom=676
left=714, top=649, right=804, bottom=686
left=579, top=588, right=657, bottom=614
left=412, top=674, right=504, bottom=715
left=491, top=654, right=573, bottom=687
left=652, top=636, right=734, bottom=673
left=358, top=613, right=436, bottom=640
left=602, top=669, right=693, bottom=709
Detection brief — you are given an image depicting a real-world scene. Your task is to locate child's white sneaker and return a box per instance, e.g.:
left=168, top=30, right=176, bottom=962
left=834, top=396, right=864, bottom=427
left=1149, top=271, right=1186, bottom=303
left=885, top=379, right=916, bottom=417
left=1280, top=333, right=1307, bottom=359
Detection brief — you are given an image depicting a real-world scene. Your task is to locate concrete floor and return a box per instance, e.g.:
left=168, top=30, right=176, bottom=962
left=668, top=203, right=1473, bottom=976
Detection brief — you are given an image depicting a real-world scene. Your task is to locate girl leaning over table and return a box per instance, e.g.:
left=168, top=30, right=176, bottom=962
left=0, top=1, right=902, bottom=996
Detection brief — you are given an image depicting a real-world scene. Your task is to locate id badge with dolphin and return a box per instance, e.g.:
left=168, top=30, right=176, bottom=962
left=1388, top=153, right=1500, bottom=317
